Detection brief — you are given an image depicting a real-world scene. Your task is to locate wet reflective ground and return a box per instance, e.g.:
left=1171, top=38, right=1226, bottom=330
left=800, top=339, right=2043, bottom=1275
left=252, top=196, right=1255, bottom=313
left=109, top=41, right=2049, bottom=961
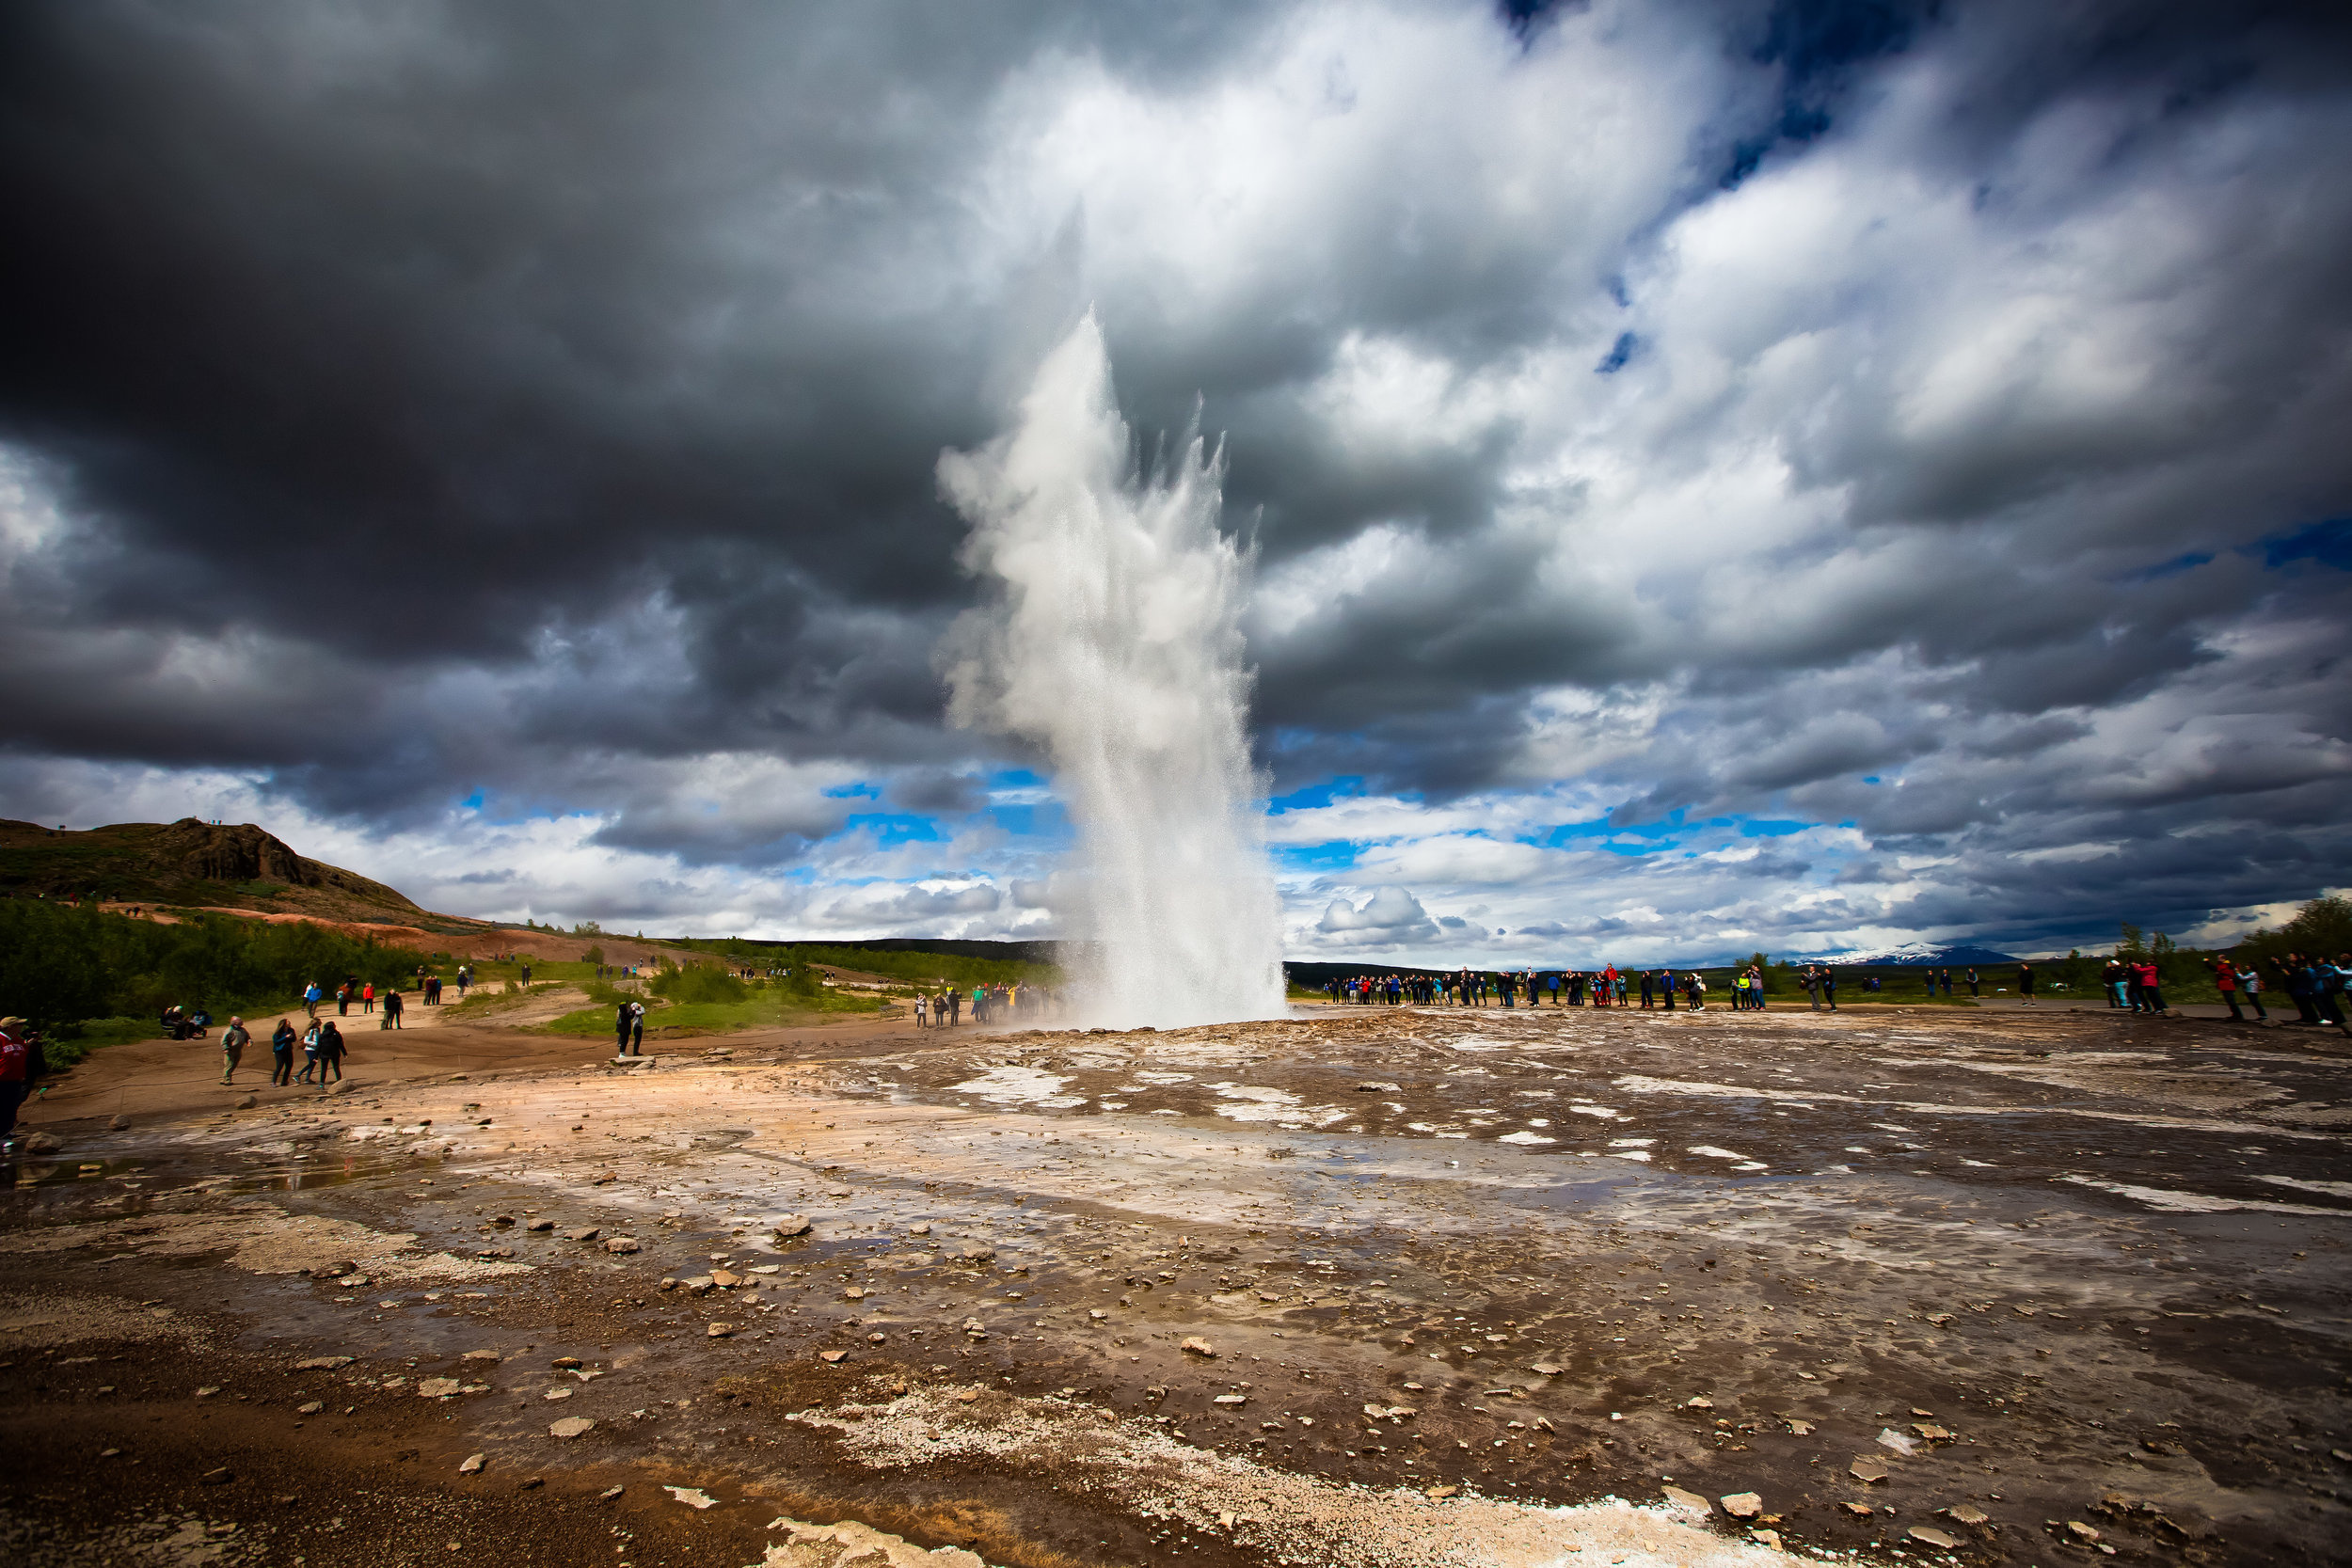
left=2, top=1002, right=2346, bottom=1566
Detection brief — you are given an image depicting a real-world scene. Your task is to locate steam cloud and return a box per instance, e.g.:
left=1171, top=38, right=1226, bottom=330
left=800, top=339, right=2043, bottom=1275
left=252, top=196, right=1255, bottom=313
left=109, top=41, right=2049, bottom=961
left=939, top=314, right=1285, bottom=1026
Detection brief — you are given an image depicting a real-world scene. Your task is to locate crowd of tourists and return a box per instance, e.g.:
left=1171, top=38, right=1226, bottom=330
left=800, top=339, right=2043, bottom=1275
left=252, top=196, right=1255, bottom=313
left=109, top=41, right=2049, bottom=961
left=913, top=981, right=1058, bottom=1028
left=1322, top=965, right=1779, bottom=1011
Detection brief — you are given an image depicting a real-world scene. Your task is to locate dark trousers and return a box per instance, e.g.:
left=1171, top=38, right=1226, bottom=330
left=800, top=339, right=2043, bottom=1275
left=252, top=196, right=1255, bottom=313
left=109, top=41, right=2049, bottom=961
left=2222, top=993, right=2244, bottom=1020
left=320, top=1053, right=342, bottom=1082
left=272, top=1051, right=294, bottom=1085
left=0, top=1079, right=25, bottom=1140
left=630, top=1022, right=644, bottom=1052
left=2321, top=991, right=2348, bottom=1026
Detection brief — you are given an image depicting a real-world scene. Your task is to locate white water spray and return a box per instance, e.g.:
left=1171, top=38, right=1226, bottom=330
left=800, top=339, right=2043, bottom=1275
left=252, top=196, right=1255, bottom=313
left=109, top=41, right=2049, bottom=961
left=939, top=313, right=1286, bottom=1028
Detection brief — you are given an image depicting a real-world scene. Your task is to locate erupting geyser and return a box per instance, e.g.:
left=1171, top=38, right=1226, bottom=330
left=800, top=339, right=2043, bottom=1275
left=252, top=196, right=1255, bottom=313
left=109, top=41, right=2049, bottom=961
left=939, top=312, right=1286, bottom=1028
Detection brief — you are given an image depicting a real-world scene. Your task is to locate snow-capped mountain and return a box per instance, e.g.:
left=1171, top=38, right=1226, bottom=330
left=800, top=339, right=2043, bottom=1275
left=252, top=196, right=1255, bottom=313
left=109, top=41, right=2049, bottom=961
left=1800, top=942, right=2021, bottom=967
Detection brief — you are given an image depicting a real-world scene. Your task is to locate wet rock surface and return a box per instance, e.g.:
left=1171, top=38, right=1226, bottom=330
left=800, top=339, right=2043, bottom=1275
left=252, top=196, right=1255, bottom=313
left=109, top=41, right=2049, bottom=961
left=1, top=1001, right=2345, bottom=1565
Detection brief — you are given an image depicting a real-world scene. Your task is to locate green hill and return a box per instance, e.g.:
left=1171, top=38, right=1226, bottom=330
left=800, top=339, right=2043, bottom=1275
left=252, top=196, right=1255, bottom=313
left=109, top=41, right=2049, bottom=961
left=0, top=816, right=434, bottom=926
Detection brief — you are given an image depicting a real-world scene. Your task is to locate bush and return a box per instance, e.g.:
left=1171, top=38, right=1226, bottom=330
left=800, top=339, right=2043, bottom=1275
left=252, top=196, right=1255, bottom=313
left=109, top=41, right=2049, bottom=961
left=648, top=962, right=749, bottom=1006
left=0, top=899, right=425, bottom=1028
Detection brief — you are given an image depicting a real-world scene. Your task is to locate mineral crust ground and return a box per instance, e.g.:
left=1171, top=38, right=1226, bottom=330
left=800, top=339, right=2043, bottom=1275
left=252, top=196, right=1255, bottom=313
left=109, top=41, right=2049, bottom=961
left=3, top=1001, right=2347, bottom=1567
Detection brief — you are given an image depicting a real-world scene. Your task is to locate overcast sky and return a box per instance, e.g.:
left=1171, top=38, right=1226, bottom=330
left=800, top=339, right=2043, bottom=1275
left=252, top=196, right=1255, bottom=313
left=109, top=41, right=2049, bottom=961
left=2, top=0, right=2347, bottom=964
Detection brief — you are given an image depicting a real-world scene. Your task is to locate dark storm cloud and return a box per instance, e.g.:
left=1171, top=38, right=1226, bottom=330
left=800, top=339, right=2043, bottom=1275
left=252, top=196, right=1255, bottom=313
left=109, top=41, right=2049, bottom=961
left=0, top=0, right=2344, bottom=952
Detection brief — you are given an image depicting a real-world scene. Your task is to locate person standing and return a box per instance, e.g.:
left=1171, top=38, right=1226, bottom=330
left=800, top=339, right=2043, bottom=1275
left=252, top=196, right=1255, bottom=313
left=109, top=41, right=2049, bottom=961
left=628, top=1001, right=645, bottom=1054
left=303, top=980, right=322, bottom=1020
left=1966, top=967, right=1980, bottom=998
left=614, top=998, right=634, bottom=1055
left=296, top=1021, right=322, bottom=1084
left=2017, top=962, right=2036, bottom=1004
left=383, top=987, right=404, bottom=1028
left=2212, top=956, right=2245, bottom=1021
left=0, top=1017, right=32, bottom=1151
left=271, top=1019, right=297, bottom=1085
left=914, top=993, right=929, bottom=1029
left=1820, top=965, right=1838, bottom=1011
left=2138, top=958, right=2167, bottom=1014
left=219, top=1016, right=249, bottom=1084
left=316, top=1019, right=345, bottom=1084
left=2319, top=954, right=2350, bottom=1032
left=2234, top=958, right=2267, bottom=1021
left=361, top=982, right=375, bottom=1015
left=1685, top=971, right=1706, bottom=1010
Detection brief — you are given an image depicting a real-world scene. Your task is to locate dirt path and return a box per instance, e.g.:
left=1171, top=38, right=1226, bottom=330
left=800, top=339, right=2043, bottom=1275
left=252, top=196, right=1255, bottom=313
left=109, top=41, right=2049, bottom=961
left=3, top=1002, right=2345, bottom=1566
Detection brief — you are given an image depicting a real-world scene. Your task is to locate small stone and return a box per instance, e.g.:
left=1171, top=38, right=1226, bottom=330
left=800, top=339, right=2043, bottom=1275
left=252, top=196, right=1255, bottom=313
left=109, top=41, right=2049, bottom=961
left=492, top=1214, right=516, bottom=1227
left=550, top=1356, right=581, bottom=1369
left=1844, top=1502, right=1874, bottom=1517
left=1356, top=1081, right=1402, bottom=1092
left=1909, top=1526, right=1960, bottom=1548
left=1685, top=1396, right=1714, bottom=1409
left=195, top=1386, right=221, bottom=1399
left=1427, top=1484, right=1459, bottom=1499
left=544, top=1388, right=573, bottom=1401
left=1914, top=1422, right=1953, bottom=1441
left=772, top=1214, right=812, bottom=1238
left=842, top=1286, right=866, bottom=1300
left=294, top=1356, right=353, bottom=1370
left=1751, top=1529, right=1782, bottom=1549
left=1181, top=1337, right=1216, bottom=1357
left=235, top=1096, right=257, bottom=1109
left=473, top=1247, right=514, bottom=1259
left=1661, top=1485, right=1709, bottom=1515
left=2065, top=1521, right=2103, bottom=1543
left=297, top=1401, right=323, bottom=1415
left=819, top=1349, right=848, bottom=1364
left=707, top=1323, right=735, bottom=1338
left=1850, top=1456, right=1889, bottom=1483
left=867, top=1332, right=886, bottom=1343
left=908, top=1223, right=931, bottom=1236
left=460, top=1349, right=502, bottom=1363
left=1214, top=1394, right=1248, bottom=1406
left=682, top=1275, right=716, bottom=1296
left=599, top=1486, right=625, bottom=1500
left=956, top=1388, right=980, bottom=1403
left=110, top=1115, right=130, bottom=1130
left=1089, top=1309, right=1108, bottom=1321
left=602, top=1237, right=640, bottom=1254
left=710, top=1268, right=741, bottom=1288
left=517, top=1477, right=543, bottom=1491
left=548, top=1417, right=595, bottom=1439
left=200, top=1466, right=233, bottom=1486
left=664, top=1485, right=717, bottom=1510
left=1785, top=1418, right=1815, bottom=1435
left=1721, top=1492, right=1763, bottom=1520
left=458, top=1453, right=485, bottom=1475
left=1529, top=1362, right=1565, bottom=1377
left=525, top=1219, right=554, bottom=1232
left=22, top=1132, right=62, bottom=1155
left=1946, top=1503, right=1990, bottom=1526
left=564, top=1227, right=600, bottom=1243
left=417, top=1378, right=463, bottom=1398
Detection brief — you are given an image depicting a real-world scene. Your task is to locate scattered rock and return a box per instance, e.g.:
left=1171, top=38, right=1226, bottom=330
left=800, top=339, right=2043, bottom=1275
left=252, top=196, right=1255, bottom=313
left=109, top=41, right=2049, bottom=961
left=602, top=1237, right=640, bottom=1254
left=1914, top=1422, right=1954, bottom=1442
left=1785, top=1418, right=1815, bottom=1435
left=1214, top=1394, right=1247, bottom=1406
left=1529, top=1362, right=1565, bottom=1377
left=1850, top=1456, right=1890, bottom=1483
left=297, top=1402, right=323, bottom=1415
left=599, top=1486, right=624, bottom=1500
left=461, top=1349, right=501, bottom=1363
left=682, top=1275, right=717, bottom=1296
left=1750, top=1528, right=1783, bottom=1549
left=1720, top=1492, right=1763, bottom=1519
left=1910, top=1526, right=1960, bottom=1548
left=200, top=1467, right=233, bottom=1486
left=492, top=1214, right=516, bottom=1227
left=548, top=1417, right=595, bottom=1439
left=550, top=1356, right=581, bottom=1369
left=1877, top=1427, right=1919, bottom=1456
left=707, top=1323, right=736, bottom=1338
left=2065, top=1521, right=2103, bottom=1544
left=710, top=1268, right=742, bottom=1288
left=1946, top=1503, right=1990, bottom=1526
left=544, top=1388, right=573, bottom=1402
left=195, top=1386, right=221, bottom=1399
left=1089, top=1309, right=1108, bottom=1321
left=564, top=1227, right=600, bottom=1243
left=109, top=1115, right=130, bottom=1131
left=1684, top=1396, right=1714, bottom=1409
left=772, top=1215, right=812, bottom=1239
left=473, top=1247, right=515, bottom=1259
left=908, top=1223, right=931, bottom=1236
left=525, top=1219, right=554, bottom=1232
left=1181, top=1337, right=1216, bottom=1357
left=818, top=1350, right=848, bottom=1364
left=458, top=1453, right=485, bottom=1475
left=665, top=1486, right=718, bottom=1510
left=1844, top=1503, right=1874, bottom=1517
left=1661, top=1485, right=1709, bottom=1515
left=517, top=1477, right=543, bottom=1491
left=1426, top=1485, right=1458, bottom=1499
left=294, top=1356, right=353, bottom=1370
left=22, top=1132, right=62, bottom=1155
left=1356, top=1081, right=1402, bottom=1092
left=235, top=1096, right=257, bottom=1110
left=417, top=1378, right=463, bottom=1398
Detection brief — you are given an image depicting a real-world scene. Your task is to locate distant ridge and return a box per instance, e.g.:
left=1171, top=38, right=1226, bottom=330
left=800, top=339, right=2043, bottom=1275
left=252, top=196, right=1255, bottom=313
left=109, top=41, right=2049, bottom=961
left=0, top=817, right=444, bottom=927
left=1800, top=942, right=2020, bottom=967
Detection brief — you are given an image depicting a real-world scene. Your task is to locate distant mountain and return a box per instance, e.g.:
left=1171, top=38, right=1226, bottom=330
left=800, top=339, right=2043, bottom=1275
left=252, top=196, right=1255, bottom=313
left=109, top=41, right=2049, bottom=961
left=1803, top=942, right=2020, bottom=967
left=0, top=817, right=447, bottom=927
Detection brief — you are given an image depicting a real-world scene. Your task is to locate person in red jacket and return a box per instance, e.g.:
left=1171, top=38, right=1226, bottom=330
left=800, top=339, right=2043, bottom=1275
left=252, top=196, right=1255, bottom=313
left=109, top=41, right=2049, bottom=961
left=0, top=1017, right=31, bottom=1149
left=2137, top=959, right=2166, bottom=1014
